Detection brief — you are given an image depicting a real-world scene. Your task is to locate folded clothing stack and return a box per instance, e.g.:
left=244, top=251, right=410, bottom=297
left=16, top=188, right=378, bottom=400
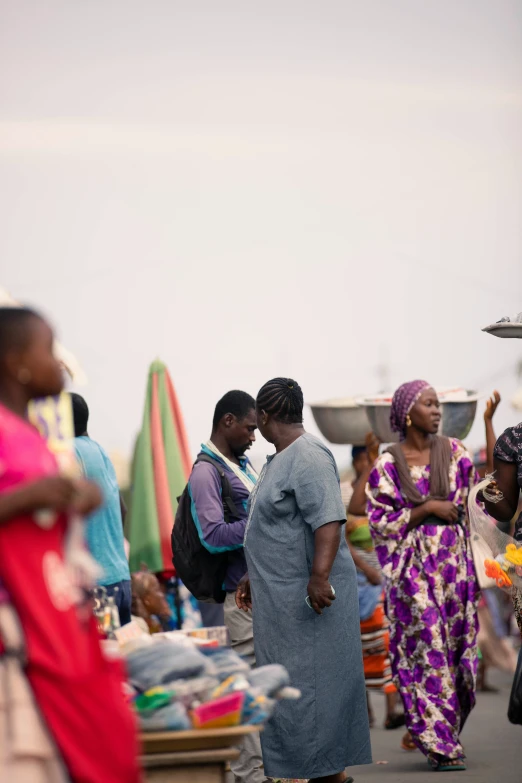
left=124, top=637, right=298, bottom=732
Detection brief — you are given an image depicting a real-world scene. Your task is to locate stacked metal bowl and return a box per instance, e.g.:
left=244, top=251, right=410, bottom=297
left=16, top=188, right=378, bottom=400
left=309, top=398, right=370, bottom=446
left=310, top=390, right=479, bottom=445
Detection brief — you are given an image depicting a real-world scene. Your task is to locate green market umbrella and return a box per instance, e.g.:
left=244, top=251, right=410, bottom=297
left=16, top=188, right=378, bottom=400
left=127, top=360, right=192, bottom=573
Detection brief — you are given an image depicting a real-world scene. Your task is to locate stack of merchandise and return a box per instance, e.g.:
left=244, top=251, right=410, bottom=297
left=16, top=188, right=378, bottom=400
left=119, top=628, right=299, bottom=732
left=92, top=586, right=121, bottom=638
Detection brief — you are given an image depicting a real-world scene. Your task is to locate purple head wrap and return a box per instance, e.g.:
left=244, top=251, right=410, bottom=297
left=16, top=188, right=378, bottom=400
left=390, top=380, right=431, bottom=439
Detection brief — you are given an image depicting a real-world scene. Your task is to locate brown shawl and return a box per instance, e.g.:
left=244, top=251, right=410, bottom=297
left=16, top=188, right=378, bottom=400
left=387, top=435, right=452, bottom=506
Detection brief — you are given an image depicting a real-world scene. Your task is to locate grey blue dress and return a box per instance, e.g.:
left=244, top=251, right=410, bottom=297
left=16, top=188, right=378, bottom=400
left=244, top=434, right=372, bottom=780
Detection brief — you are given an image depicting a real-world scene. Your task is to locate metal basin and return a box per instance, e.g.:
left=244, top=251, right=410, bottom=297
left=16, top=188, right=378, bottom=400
left=359, top=391, right=479, bottom=444
left=309, top=399, right=371, bottom=445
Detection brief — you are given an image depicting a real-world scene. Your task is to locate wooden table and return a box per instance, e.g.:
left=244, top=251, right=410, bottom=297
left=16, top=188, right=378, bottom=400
left=141, top=726, right=260, bottom=783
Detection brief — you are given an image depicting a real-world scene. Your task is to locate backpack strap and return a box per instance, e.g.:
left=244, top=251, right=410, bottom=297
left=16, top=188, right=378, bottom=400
left=194, top=454, right=241, bottom=522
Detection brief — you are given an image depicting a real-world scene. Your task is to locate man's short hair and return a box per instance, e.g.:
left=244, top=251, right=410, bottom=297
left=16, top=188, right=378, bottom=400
left=212, top=390, right=256, bottom=429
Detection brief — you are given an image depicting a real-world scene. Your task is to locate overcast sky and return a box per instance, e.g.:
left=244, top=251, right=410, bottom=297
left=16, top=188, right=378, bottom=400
left=1, top=0, right=521, bottom=469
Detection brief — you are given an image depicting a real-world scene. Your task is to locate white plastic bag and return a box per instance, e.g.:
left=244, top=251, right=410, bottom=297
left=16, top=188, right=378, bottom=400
left=468, top=479, right=522, bottom=591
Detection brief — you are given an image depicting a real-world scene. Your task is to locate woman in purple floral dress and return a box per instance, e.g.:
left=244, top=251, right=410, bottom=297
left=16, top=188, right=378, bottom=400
left=366, top=381, right=479, bottom=772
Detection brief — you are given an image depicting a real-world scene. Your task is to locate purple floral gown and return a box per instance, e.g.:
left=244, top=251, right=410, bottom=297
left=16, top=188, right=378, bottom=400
left=366, top=439, right=479, bottom=761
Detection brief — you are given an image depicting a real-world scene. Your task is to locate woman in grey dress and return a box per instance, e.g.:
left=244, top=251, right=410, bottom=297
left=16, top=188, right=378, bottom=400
left=236, top=378, right=371, bottom=783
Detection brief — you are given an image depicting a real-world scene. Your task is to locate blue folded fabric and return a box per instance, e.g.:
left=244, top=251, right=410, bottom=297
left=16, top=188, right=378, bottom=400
left=127, top=644, right=209, bottom=692
left=199, top=646, right=250, bottom=681
left=248, top=665, right=289, bottom=697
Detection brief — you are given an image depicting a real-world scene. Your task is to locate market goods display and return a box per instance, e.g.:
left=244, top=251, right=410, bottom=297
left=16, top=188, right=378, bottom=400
left=119, top=626, right=299, bottom=732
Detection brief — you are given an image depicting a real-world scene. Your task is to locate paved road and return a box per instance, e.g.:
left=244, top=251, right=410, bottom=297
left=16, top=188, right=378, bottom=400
left=350, top=670, right=519, bottom=783
left=228, top=670, right=520, bottom=782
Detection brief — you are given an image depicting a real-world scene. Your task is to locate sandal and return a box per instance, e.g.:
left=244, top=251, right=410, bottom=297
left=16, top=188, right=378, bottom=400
left=384, top=713, right=406, bottom=730
left=401, top=731, right=417, bottom=752
left=427, top=755, right=467, bottom=772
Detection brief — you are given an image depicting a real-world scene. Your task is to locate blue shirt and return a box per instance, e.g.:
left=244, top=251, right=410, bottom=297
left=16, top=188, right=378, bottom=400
left=74, top=436, right=130, bottom=585
left=357, top=571, right=382, bottom=621
left=187, top=446, right=256, bottom=591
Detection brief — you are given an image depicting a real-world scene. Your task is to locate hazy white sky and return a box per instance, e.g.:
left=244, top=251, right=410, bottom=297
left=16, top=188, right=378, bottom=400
left=1, top=0, right=521, bottom=468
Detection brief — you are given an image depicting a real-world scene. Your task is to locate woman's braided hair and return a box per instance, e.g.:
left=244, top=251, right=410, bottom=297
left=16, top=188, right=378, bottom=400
left=256, top=377, right=304, bottom=424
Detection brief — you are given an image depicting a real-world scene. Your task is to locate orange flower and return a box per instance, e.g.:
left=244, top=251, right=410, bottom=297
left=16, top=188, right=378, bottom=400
left=484, top=559, right=512, bottom=588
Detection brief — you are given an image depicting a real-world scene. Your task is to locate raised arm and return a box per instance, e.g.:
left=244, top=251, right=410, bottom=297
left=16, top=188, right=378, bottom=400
left=484, top=391, right=501, bottom=475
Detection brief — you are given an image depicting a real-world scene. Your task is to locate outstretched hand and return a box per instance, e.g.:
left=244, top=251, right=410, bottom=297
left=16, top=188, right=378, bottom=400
left=484, top=390, right=501, bottom=422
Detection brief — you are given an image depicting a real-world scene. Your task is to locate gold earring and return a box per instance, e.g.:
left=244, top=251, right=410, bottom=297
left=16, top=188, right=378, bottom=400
left=17, top=368, right=32, bottom=385
left=406, top=414, right=412, bottom=427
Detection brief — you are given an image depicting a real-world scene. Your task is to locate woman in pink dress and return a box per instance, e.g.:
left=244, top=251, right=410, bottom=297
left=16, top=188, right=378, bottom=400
left=0, top=307, right=140, bottom=782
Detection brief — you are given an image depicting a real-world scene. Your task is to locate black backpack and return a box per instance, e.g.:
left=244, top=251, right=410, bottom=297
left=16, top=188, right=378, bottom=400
left=171, top=454, right=240, bottom=604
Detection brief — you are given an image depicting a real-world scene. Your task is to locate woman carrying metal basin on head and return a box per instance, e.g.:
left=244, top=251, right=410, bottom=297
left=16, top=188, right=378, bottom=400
left=366, top=380, right=480, bottom=772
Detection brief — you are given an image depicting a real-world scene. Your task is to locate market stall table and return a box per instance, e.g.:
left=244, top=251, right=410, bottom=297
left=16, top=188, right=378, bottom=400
left=141, top=725, right=261, bottom=783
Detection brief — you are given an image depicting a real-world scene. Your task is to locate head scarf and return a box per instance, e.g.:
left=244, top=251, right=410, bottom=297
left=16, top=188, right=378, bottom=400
left=390, top=380, right=431, bottom=439
left=388, top=380, right=452, bottom=506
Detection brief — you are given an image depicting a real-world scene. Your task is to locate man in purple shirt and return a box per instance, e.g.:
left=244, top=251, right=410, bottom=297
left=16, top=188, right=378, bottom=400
left=188, top=390, right=267, bottom=783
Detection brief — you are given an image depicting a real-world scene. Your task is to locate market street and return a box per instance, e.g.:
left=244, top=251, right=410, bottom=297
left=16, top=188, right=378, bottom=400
left=351, top=670, right=519, bottom=783
left=227, top=670, right=520, bottom=783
